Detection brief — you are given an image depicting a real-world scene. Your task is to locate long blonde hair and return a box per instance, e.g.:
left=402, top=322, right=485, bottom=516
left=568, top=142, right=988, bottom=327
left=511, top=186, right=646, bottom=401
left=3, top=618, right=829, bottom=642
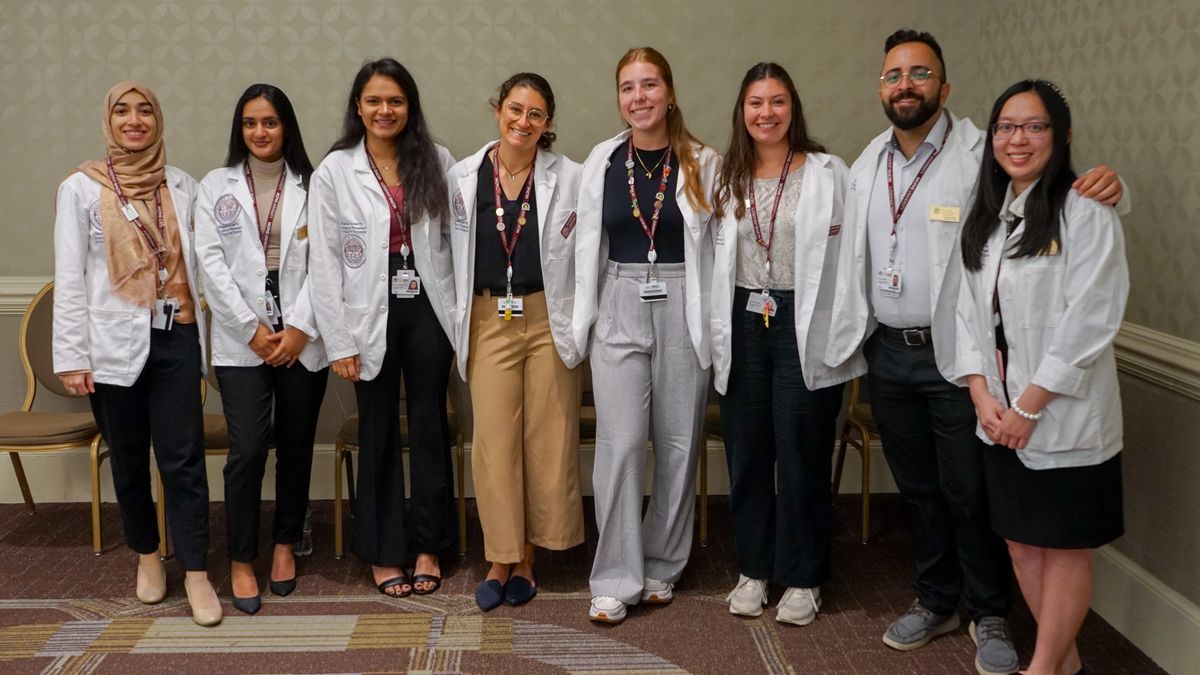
left=615, top=48, right=710, bottom=213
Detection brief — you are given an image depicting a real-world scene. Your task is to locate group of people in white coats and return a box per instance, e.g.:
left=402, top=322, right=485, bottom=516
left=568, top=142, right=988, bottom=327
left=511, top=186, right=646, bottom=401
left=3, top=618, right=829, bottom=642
left=51, top=26, right=1130, bottom=675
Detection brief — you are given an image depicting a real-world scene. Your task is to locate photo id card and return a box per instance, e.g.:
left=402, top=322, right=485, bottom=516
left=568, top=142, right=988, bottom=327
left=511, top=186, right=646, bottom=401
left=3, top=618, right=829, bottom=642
left=497, top=296, right=524, bottom=319
left=876, top=267, right=903, bottom=297
left=152, top=297, right=179, bottom=331
left=392, top=269, right=420, bottom=299
left=745, top=291, right=777, bottom=317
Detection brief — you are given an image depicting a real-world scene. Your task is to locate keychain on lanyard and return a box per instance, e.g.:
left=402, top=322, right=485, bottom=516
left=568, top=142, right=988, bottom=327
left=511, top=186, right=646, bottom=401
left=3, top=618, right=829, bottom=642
left=492, top=144, right=535, bottom=320
left=747, top=150, right=793, bottom=327
left=105, top=157, right=168, bottom=296
left=625, top=139, right=673, bottom=281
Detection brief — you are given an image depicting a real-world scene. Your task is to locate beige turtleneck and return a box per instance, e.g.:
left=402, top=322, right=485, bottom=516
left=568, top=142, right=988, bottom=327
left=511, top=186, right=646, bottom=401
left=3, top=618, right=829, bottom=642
left=247, top=155, right=285, bottom=271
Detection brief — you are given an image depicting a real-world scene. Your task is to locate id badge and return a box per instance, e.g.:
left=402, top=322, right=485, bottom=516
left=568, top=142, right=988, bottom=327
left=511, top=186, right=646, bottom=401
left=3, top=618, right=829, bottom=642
left=392, top=269, right=420, bottom=299
left=638, top=280, right=668, bottom=302
left=876, top=267, right=903, bottom=297
left=265, top=293, right=283, bottom=330
left=745, top=291, right=777, bottom=317
left=152, top=297, right=178, bottom=331
left=496, top=296, right=524, bottom=319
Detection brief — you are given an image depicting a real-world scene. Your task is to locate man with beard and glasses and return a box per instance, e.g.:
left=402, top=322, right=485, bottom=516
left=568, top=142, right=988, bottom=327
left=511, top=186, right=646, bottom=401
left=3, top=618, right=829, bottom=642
left=825, top=29, right=1127, bottom=675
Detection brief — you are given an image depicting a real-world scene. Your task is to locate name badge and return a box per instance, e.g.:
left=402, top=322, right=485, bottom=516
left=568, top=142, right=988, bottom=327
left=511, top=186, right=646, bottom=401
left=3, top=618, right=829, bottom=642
left=638, top=281, right=668, bottom=302
left=392, top=270, right=420, bottom=299
left=929, top=205, right=961, bottom=222
left=265, top=293, right=283, bottom=330
left=876, top=267, right=903, bottom=297
left=497, top=296, right=524, bottom=318
left=297, top=225, right=308, bottom=240
left=745, top=291, right=778, bottom=317
left=151, top=297, right=179, bottom=331
left=121, top=203, right=140, bottom=222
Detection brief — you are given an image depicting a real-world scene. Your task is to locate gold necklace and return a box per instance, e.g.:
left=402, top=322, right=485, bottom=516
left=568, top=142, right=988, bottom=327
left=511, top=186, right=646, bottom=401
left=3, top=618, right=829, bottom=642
left=633, top=147, right=666, bottom=180
left=496, top=149, right=535, bottom=183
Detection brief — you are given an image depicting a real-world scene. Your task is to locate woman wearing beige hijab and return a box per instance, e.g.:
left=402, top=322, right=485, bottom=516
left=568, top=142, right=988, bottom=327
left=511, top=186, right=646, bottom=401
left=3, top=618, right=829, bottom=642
left=52, top=82, right=220, bottom=626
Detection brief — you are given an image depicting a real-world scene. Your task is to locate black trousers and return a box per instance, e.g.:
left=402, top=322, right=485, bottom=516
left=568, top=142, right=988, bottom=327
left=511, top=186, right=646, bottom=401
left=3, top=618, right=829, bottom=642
left=216, top=361, right=329, bottom=562
left=719, top=288, right=845, bottom=588
left=864, top=328, right=1012, bottom=620
left=352, top=258, right=457, bottom=566
left=90, top=322, right=209, bottom=571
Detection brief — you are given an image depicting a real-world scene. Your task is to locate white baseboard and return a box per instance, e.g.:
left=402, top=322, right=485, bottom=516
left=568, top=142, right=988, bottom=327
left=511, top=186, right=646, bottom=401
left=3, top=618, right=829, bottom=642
left=1092, top=545, right=1200, bottom=674
left=0, top=439, right=895, bottom=504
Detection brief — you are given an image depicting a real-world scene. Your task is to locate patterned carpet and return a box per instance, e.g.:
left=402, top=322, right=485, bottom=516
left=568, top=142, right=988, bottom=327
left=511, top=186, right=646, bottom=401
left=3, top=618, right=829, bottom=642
left=0, top=498, right=1165, bottom=674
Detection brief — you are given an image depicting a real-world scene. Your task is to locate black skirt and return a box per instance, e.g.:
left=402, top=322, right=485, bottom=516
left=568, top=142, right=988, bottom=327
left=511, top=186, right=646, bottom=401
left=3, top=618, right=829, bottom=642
left=983, top=446, right=1124, bottom=549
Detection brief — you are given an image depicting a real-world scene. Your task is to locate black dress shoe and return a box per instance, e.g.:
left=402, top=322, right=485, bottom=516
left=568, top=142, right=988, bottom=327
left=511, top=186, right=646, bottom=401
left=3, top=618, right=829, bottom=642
left=504, top=575, right=537, bottom=606
left=475, top=579, right=505, bottom=611
left=269, top=578, right=297, bottom=597
left=232, top=594, right=261, bottom=615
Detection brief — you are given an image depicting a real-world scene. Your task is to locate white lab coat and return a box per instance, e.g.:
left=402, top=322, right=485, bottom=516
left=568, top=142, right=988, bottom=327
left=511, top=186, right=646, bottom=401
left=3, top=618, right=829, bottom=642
left=710, top=152, right=866, bottom=394
left=572, top=129, right=720, bottom=365
left=824, top=110, right=985, bottom=378
left=307, top=141, right=455, bottom=381
left=194, top=163, right=327, bottom=371
left=52, top=167, right=208, bottom=386
left=447, top=143, right=583, bottom=379
left=953, top=187, right=1128, bottom=469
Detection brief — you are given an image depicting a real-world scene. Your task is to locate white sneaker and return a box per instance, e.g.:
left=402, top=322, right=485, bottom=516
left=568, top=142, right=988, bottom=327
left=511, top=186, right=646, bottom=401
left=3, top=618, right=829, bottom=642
left=589, top=596, right=627, bottom=624
left=776, top=586, right=821, bottom=626
left=640, top=577, right=673, bottom=604
left=726, top=575, right=768, bottom=617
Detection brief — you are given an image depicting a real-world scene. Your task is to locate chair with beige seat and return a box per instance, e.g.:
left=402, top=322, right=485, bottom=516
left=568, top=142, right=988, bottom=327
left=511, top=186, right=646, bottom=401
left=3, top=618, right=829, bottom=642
left=0, top=281, right=109, bottom=554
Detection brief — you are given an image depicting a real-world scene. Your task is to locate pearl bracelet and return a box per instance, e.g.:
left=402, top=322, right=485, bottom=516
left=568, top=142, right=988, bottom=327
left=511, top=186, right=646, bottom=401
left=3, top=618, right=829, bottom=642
left=1012, top=401, right=1043, bottom=421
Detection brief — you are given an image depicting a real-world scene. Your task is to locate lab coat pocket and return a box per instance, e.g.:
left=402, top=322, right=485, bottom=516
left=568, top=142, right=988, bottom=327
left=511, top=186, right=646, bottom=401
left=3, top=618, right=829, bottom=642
left=343, top=304, right=370, bottom=355
left=88, top=307, right=136, bottom=376
left=1018, top=265, right=1065, bottom=328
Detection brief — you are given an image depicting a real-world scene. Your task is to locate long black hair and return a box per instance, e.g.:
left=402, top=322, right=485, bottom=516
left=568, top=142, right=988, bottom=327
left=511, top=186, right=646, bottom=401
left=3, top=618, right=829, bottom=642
left=328, top=58, right=449, bottom=223
left=490, top=72, right=557, bottom=150
left=961, top=80, right=1075, bottom=271
left=224, top=84, right=314, bottom=188
left=714, top=62, right=825, bottom=219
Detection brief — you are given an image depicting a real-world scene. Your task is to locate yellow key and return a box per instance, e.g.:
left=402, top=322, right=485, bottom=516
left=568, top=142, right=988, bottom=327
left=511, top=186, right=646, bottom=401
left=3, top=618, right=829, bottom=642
left=504, top=306, right=512, bottom=321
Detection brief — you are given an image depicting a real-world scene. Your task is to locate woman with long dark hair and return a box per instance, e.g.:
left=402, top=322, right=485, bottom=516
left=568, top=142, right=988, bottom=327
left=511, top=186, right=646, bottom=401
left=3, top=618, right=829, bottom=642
left=956, top=80, right=1127, bottom=675
left=53, top=82, right=219, bottom=626
left=710, top=63, right=864, bottom=625
left=573, top=47, right=720, bottom=624
left=446, top=73, right=585, bottom=610
left=195, top=84, right=329, bottom=614
left=308, top=58, right=457, bottom=597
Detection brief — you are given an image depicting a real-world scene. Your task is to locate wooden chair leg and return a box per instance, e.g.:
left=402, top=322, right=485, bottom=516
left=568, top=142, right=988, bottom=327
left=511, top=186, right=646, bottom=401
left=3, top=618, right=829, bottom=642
left=456, top=431, right=467, bottom=558
left=698, top=437, right=708, bottom=547
left=860, top=431, right=872, bottom=545
left=9, top=452, right=35, bottom=514
left=154, top=466, right=170, bottom=559
left=334, top=440, right=344, bottom=559
left=90, top=437, right=105, bottom=555
left=832, top=421, right=851, bottom=503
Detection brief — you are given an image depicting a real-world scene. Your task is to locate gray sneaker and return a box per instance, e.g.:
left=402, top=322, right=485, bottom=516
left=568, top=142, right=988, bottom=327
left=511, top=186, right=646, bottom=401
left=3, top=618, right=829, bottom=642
left=882, top=600, right=961, bottom=650
left=970, top=617, right=1019, bottom=675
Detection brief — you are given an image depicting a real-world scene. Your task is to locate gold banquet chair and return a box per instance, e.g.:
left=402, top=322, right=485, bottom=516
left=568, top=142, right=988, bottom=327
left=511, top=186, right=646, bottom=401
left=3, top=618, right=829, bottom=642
left=832, top=377, right=876, bottom=544
left=0, top=281, right=109, bottom=554
left=333, top=372, right=469, bottom=559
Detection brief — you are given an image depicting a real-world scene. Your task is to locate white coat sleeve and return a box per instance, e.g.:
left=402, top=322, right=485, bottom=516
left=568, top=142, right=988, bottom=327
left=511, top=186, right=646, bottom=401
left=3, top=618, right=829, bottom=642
left=430, top=147, right=458, bottom=342
left=952, top=254, right=988, bottom=386
left=52, top=178, right=92, bottom=374
left=194, top=178, right=260, bottom=344
left=286, top=270, right=319, bottom=340
left=1029, top=201, right=1129, bottom=398
left=307, top=164, right=357, bottom=361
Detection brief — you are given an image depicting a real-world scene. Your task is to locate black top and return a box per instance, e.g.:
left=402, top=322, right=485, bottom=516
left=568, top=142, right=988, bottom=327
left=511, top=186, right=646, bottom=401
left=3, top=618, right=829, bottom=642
left=473, top=153, right=543, bottom=295
left=602, top=143, right=685, bottom=264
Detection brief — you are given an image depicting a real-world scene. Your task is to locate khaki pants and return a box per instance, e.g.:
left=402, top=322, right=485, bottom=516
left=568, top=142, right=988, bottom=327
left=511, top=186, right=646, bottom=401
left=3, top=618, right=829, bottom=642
left=468, top=290, right=584, bottom=563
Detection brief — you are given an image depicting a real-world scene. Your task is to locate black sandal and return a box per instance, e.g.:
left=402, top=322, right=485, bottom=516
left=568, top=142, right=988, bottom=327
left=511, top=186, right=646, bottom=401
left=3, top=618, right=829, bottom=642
left=411, top=573, right=442, bottom=596
left=376, top=574, right=412, bottom=598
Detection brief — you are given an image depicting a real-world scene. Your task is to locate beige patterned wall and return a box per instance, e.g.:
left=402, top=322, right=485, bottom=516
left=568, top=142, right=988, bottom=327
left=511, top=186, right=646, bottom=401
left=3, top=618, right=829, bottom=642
left=976, top=0, right=1200, bottom=341
left=1, top=0, right=989, bottom=272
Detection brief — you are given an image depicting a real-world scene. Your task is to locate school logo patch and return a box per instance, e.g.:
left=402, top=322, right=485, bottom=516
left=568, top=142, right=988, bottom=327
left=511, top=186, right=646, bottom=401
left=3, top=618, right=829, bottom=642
left=214, top=194, right=241, bottom=225
left=828, top=223, right=842, bottom=237
left=560, top=211, right=577, bottom=239
left=88, top=200, right=104, bottom=242
left=341, top=233, right=366, bottom=268
left=453, top=189, right=469, bottom=232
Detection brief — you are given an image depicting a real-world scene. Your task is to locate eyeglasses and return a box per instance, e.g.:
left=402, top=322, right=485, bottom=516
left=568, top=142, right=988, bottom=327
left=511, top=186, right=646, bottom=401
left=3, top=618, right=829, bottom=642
left=991, top=122, right=1052, bottom=138
left=504, top=103, right=548, bottom=127
left=879, top=67, right=938, bottom=88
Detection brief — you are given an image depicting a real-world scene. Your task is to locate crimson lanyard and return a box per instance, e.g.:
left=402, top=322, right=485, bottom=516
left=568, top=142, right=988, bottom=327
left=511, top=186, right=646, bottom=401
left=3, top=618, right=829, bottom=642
left=243, top=162, right=286, bottom=252
left=491, top=144, right=536, bottom=288
left=747, top=150, right=794, bottom=283
left=365, top=149, right=411, bottom=265
left=625, top=139, right=673, bottom=267
left=105, top=157, right=168, bottom=293
left=885, top=117, right=952, bottom=235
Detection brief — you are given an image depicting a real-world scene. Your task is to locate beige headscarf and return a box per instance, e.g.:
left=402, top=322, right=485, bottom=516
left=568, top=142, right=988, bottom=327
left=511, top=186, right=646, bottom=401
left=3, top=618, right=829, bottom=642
left=77, top=82, right=179, bottom=309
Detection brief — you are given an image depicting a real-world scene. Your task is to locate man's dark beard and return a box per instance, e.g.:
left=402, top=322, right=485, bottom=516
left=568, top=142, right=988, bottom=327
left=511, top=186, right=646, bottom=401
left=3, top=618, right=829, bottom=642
left=883, top=92, right=939, bottom=131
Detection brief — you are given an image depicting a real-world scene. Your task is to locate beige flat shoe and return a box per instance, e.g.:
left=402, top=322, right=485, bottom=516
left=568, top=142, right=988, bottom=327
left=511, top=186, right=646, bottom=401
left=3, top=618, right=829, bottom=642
left=136, top=555, right=167, bottom=604
left=184, top=573, right=223, bottom=627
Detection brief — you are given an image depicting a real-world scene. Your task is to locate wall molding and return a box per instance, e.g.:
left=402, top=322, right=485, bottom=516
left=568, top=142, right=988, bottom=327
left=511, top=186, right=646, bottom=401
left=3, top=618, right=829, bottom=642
left=1114, top=322, right=1200, bottom=401
left=1092, top=545, right=1200, bottom=674
left=0, top=276, right=51, bottom=315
